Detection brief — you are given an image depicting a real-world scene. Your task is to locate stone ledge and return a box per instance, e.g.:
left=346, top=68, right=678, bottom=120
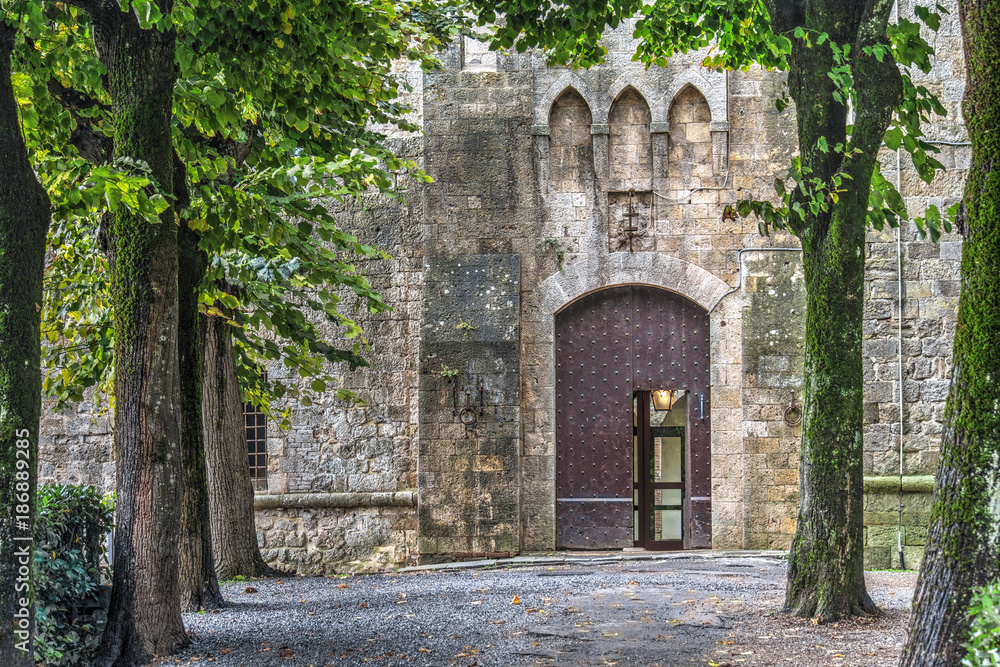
left=863, top=475, right=935, bottom=494
left=254, top=491, right=418, bottom=510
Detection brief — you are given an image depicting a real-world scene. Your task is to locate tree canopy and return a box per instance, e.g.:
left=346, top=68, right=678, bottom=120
left=22, top=0, right=468, bottom=424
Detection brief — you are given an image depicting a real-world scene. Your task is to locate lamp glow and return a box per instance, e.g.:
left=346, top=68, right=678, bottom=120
left=652, top=389, right=684, bottom=412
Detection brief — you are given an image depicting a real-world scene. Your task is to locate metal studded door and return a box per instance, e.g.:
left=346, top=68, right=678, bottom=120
left=555, top=285, right=711, bottom=549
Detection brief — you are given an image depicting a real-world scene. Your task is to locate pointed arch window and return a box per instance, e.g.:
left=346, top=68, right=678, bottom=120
left=608, top=87, right=653, bottom=187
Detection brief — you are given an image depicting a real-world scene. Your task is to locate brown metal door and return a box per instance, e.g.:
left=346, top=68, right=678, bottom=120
left=555, top=285, right=711, bottom=550
left=555, top=287, right=632, bottom=548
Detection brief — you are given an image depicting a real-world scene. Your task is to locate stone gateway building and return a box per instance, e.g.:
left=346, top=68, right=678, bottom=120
left=40, top=9, right=969, bottom=573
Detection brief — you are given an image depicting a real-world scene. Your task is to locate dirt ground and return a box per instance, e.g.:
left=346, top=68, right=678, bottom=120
left=516, top=559, right=914, bottom=666
left=162, top=555, right=916, bottom=667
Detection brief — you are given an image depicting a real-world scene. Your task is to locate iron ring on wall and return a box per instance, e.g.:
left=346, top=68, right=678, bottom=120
left=784, top=394, right=802, bottom=425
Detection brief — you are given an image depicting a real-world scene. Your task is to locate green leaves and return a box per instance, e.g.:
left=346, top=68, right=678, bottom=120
left=34, top=485, right=114, bottom=666
left=27, top=0, right=464, bottom=424
left=129, top=0, right=165, bottom=28
left=962, top=584, right=1000, bottom=667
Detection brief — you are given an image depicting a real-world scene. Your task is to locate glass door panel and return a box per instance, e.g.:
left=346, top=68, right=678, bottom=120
left=654, top=436, right=682, bottom=483
left=637, top=390, right=685, bottom=549
left=653, top=489, right=683, bottom=541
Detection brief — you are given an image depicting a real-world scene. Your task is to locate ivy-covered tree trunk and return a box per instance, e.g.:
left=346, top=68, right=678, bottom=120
left=90, top=2, right=187, bottom=664
left=768, top=0, right=901, bottom=621
left=899, top=2, right=1000, bottom=663
left=0, top=19, right=51, bottom=667
left=202, top=313, right=274, bottom=579
left=176, top=159, right=222, bottom=612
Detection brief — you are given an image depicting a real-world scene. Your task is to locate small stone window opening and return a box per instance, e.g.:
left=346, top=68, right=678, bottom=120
left=244, top=403, right=268, bottom=491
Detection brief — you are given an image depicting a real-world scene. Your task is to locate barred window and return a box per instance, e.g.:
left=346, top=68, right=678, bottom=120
left=244, top=403, right=267, bottom=490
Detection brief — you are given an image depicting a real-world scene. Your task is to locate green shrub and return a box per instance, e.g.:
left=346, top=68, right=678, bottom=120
left=964, top=583, right=1000, bottom=666
left=34, top=484, right=114, bottom=666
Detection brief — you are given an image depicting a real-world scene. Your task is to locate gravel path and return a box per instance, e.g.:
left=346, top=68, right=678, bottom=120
left=157, top=557, right=915, bottom=667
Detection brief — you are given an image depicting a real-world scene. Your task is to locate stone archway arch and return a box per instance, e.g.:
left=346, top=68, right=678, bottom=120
left=603, top=73, right=664, bottom=125
left=665, top=68, right=728, bottom=127
left=535, top=73, right=601, bottom=127
left=518, top=254, right=741, bottom=553
left=538, top=253, right=730, bottom=317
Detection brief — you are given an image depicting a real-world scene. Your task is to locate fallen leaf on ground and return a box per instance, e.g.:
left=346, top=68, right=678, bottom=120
left=511, top=596, right=520, bottom=604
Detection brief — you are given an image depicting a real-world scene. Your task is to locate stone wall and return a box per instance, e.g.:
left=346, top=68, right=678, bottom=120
left=608, top=87, right=653, bottom=186
left=415, top=40, right=537, bottom=558
left=256, top=503, right=416, bottom=574
left=38, top=392, right=113, bottom=494
left=857, top=0, right=968, bottom=484
left=418, top=255, right=521, bottom=556
left=256, top=130, right=425, bottom=569
left=863, top=476, right=934, bottom=570
left=740, top=251, right=806, bottom=550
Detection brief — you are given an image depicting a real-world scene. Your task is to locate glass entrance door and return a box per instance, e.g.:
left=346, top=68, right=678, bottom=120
left=633, top=391, right=686, bottom=550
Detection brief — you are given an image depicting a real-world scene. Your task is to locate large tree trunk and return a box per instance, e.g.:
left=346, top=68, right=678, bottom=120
left=91, top=3, right=187, bottom=664
left=202, top=313, right=273, bottom=579
left=899, top=2, right=1000, bottom=664
left=768, top=0, right=900, bottom=621
left=0, top=20, right=51, bottom=667
left=783, top=215, right=875, bottom=620
left=176, top=160, right=222, bottom=612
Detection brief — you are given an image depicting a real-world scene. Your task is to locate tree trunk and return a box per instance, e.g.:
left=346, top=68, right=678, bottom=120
left=91, top=3, right=187, bottom=664
left=783, top=217, right=875, bottom=620
left=0, top=20, right=51, bottom=667
left=202, top=313, right=273, bottom=579
left=899, top=1, right=1000, bottom=663
left=767, top=0, right=900, bottom=621
left=176, top=159, right=222, bottom=612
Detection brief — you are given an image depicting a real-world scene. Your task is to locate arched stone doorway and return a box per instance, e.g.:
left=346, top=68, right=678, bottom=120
left=555, top=285, right=711, bottom=550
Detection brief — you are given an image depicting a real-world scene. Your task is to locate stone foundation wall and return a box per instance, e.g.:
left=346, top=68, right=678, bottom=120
left=863, top=476, right=934, bottom=570
left=255, top=495, right=417, bottom=574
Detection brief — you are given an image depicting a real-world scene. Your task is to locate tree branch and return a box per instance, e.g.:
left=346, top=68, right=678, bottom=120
left=845, top=0, right=902, bottom=162
left=45, top=78, right=114, bottom=163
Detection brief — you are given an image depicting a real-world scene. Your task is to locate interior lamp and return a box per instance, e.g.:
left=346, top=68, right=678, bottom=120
left=652, top=389, right=684, bottom=412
